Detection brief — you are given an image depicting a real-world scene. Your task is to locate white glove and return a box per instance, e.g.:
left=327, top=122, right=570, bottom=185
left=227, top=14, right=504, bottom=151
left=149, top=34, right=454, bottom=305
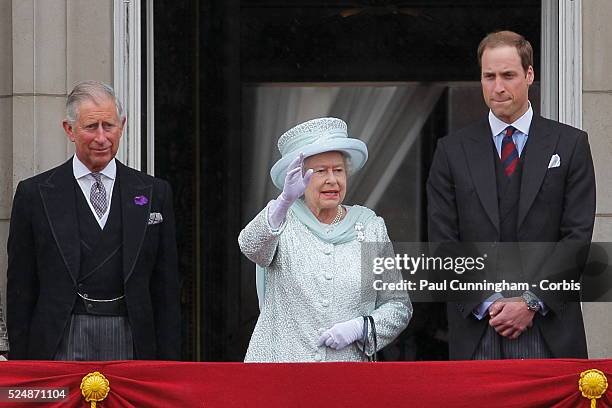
left=317, top=317, right=363, bottom=351
left=268, top=153, right=313, bottom=229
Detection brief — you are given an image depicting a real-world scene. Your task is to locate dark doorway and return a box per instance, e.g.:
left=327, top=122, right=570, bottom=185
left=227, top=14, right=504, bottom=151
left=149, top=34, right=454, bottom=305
left=153, top=0, right=541, bottom=361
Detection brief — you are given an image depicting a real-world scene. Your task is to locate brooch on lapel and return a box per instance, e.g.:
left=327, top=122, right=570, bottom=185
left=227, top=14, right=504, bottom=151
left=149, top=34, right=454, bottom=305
left=134, top=195, right=149, bottom=206
left=355, top=222, right=365, bottom=242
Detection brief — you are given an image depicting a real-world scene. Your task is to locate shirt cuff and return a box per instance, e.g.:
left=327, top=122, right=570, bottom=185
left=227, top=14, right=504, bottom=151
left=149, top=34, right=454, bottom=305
left=472, top=292, right=504, bottom=320
left=538, top=301, right=549, bottom=316
left=524, top=290, right=549, bottom=316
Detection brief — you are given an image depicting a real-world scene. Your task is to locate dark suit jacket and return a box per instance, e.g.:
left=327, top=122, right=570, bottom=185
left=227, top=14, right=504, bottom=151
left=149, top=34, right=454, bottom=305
left=427, top=114, right=595, bottom=360
left=7, top=159, right=181, bottom=360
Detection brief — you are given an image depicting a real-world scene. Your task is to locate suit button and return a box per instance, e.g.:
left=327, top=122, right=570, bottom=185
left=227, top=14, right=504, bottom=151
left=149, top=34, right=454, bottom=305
left=78, top=283, right=84, bottom=289
left=325, top=274, right=333, bottom=280
left=324, top=247, right=332, bottom=255
left=87, top=303, right=93, bottom=309
left=83, top=293, right=88, bottom=298
left=321, top=300, right=329, bottom=308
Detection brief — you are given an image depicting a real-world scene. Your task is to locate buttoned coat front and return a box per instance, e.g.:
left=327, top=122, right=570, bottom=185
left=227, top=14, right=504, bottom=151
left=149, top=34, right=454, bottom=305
left=239, top=205, right=412, bottom=362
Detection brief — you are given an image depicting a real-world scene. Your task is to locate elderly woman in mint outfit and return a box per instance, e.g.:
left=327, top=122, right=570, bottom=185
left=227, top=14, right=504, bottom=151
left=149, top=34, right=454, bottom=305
left=239, top=117, right=412, bottom=362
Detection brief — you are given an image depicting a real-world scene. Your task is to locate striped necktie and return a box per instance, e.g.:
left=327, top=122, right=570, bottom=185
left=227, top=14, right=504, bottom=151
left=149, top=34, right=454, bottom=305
left=90, top=172, right=108, bottom=218
left=501, top=126, right=519, bottom=177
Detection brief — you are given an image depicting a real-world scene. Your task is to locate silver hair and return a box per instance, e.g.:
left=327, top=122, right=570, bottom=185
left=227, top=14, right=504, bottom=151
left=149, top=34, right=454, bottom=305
left=342, top=153, right=354, bottom=177
left=65, top=80, right=125, bottom=124
left=305, top=151, right=355, bottom=177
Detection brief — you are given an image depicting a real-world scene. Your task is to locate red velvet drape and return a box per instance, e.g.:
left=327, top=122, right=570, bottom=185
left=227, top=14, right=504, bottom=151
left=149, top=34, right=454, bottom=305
left=1, top=359, right=610, bottom=407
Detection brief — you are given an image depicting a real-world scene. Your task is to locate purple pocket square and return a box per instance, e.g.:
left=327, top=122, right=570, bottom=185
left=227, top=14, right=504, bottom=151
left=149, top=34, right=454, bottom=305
left=134, top=195, right=149, bottom=206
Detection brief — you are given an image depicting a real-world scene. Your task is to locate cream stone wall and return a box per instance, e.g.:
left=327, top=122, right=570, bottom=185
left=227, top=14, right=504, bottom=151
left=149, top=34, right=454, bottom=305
left=581, top=0, right=612, bottom=358
left=0, top=0, right=13, bottom=309
left=0, top=0, right=113, bottom=313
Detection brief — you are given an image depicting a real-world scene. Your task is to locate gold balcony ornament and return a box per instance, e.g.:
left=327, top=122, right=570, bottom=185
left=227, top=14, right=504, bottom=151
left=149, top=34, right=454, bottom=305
left=579, top=369, right=608, bottom=408
left=81, top=371, right=110, bottom=408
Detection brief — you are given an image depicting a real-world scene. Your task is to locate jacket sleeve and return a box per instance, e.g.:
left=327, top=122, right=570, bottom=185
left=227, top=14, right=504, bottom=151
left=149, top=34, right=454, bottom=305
left=238, top=202, right=285, bottom=267
left=150, top=180, right=182, bottom=360
left=427, top=138, right=460, bottom=242
left=365, top=217, right=413, bottom=354
left=528, top=131, right=596, bottom=310
left=558, top=131, right=596, bottom=242
left=7, top=181, right=39, bottom=359
left=426, top=139, right=482, bottom=317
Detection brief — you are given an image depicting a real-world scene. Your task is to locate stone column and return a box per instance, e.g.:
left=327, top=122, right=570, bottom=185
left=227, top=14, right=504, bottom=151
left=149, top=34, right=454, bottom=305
left=0, top=0, right=12, bottom=304
left=0, top=0, right=113, bottom=312
left=581, top=0, right=612, bottom=358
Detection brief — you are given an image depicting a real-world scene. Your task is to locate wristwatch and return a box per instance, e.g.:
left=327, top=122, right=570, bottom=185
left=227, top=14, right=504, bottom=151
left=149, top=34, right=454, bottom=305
left=521, top=291, right=541, bottom=312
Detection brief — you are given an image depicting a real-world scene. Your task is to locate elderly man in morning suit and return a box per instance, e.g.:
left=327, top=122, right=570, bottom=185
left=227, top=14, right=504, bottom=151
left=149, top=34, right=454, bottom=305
left=7, top=81, right=181, bottom=360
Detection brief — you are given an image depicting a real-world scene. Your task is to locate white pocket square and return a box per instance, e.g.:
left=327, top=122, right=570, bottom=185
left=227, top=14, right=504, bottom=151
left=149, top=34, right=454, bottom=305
left=548, top=154, right=561, bottom=169
left=148, top=212, right=163, bottom=225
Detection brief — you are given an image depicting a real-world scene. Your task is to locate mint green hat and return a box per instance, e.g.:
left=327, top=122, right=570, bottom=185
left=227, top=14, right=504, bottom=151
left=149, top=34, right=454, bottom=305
left=270, top=117, right=368, bottom=189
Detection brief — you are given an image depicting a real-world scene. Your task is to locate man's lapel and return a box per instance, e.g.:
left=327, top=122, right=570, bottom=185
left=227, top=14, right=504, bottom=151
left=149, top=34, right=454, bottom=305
left=464, top=118, right=500, bottom=233
left=39, top=159, right=80, bottom=283
left=118, top=161, right=152, bottom=282
left=518, top=115, right=557, bottom=229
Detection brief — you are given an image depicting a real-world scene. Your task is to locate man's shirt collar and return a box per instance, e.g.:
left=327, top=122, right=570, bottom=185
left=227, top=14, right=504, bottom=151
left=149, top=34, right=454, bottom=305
left=488, top=101, right=533, bottom=136
left=72, top=155, right=117, bottom=180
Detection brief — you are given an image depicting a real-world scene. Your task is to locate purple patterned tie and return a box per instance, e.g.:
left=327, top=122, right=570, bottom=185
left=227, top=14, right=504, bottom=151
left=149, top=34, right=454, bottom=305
left=501, top=126, right=519, bottom=177
left=90, top=173, right=108, bottom=218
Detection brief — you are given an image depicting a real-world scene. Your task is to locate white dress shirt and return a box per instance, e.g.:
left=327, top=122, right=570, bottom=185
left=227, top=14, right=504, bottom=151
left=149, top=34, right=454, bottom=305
left=474, top=102, right=547, bottom=319
left=72, top=156, right=117, bottom=229
left=488, top=101, right=533, bottom=158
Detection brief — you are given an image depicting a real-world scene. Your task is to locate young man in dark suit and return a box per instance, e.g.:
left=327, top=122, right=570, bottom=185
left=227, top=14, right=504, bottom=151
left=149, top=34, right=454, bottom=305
left=427, top=31, right=595, bottom=360
left=7, top=81, right=181, bottom=360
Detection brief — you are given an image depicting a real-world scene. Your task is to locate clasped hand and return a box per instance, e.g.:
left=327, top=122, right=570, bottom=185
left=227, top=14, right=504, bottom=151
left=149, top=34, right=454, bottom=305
left=488, top=297, right=535, bottom=339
